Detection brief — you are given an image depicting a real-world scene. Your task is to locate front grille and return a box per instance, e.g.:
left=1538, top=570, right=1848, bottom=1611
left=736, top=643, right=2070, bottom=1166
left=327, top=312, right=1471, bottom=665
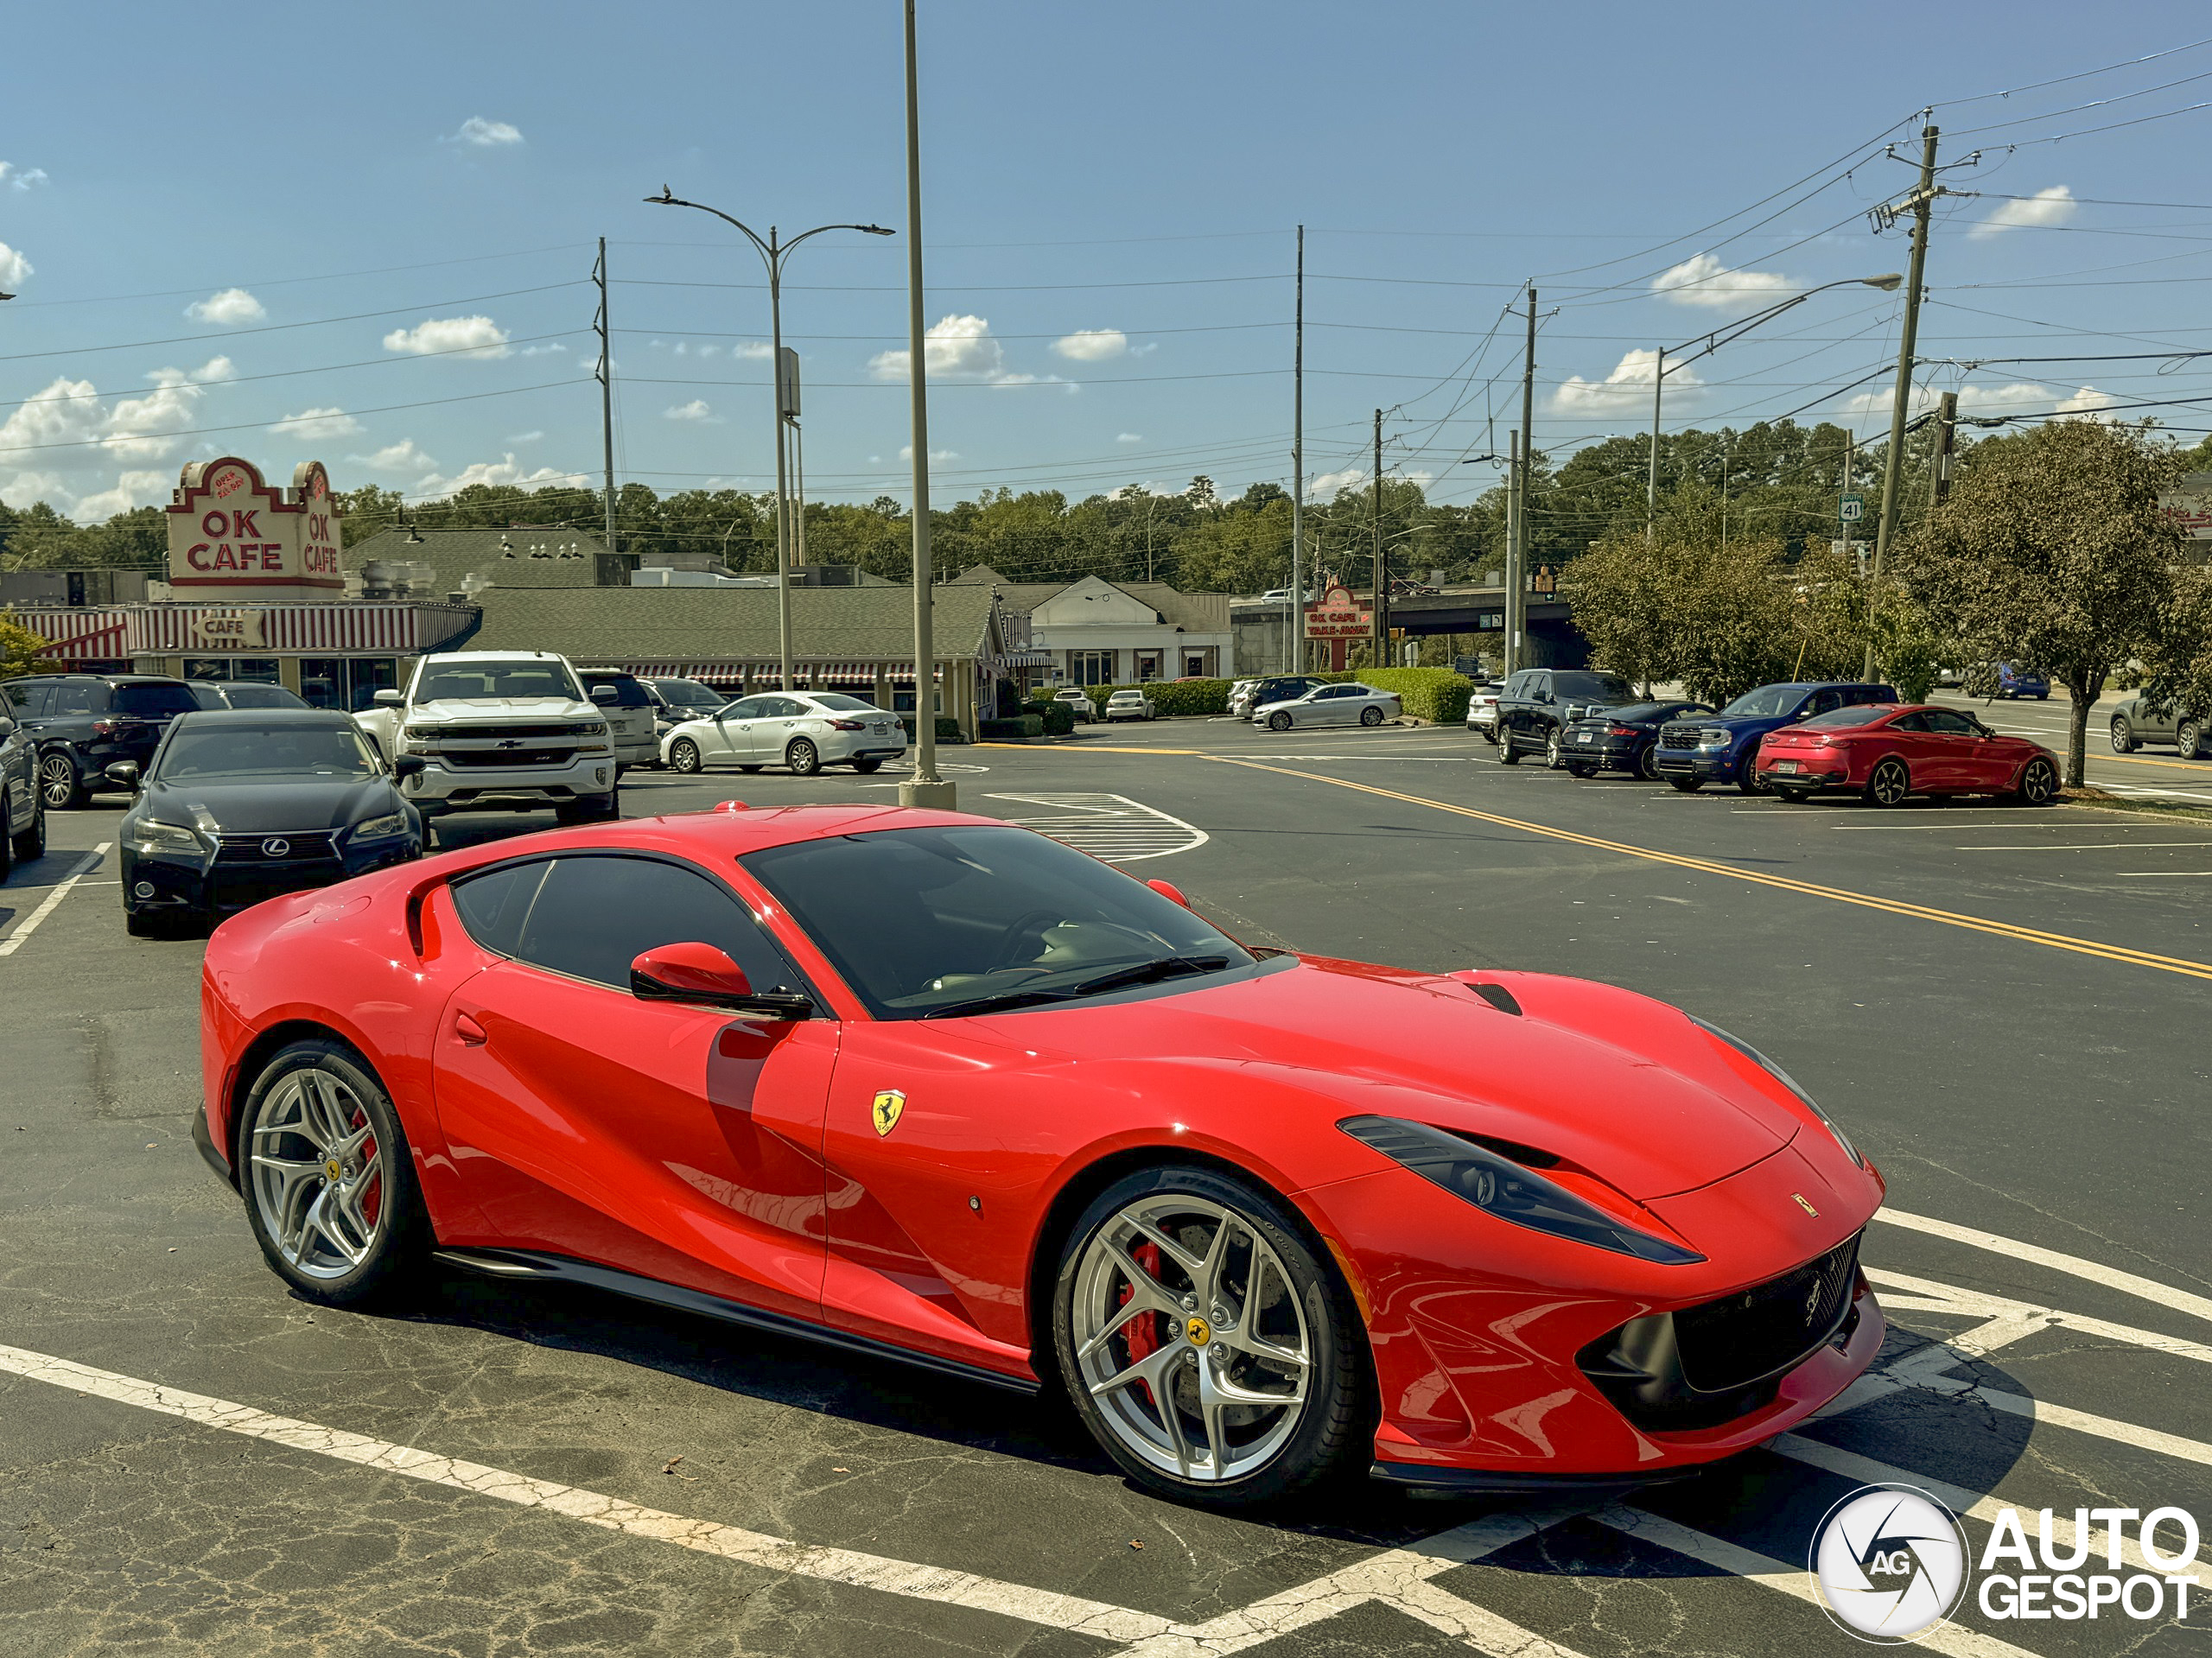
left=1674, top=1234, right=1859, bottom=1394
left=213, top=830, right=338, bottom=866
left=433, top=722, right=598, bottom=740
left=442, top=748, right=577, bottom=768
left=1661, top=726, right=1701, bottom=750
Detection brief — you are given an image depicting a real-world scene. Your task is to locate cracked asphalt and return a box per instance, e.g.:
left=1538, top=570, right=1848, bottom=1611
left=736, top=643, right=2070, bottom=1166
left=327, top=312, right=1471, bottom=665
left=3, top=721, right=2208, bottom=1655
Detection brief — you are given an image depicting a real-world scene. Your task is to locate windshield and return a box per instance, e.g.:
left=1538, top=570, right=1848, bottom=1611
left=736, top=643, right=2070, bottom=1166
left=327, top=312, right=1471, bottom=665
left=219, top=683, right=308, bottom=709
left=1611, top=702, right=1698, bottom=722
left=742, top=825, right=1254, bottom=1019
left=652, top=679, right=725, bottom=709
left=1554, top=672, right=1634, bottom=701
left=114, top=684, right=201, bottom=719
left=155, top=722, right=381, bottom=782
left=1719, top=686, right=1802, bottom=719
left=809, top=693, right=881, bottom=712
left=416, top=662, right=582, bottom=702
left=1799, top=705, right=1892, bottom=729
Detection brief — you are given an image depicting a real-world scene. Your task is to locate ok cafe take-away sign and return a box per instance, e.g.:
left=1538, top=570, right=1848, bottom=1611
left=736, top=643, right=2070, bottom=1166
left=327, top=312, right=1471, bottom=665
left=166, top=456, right=345, bottom=596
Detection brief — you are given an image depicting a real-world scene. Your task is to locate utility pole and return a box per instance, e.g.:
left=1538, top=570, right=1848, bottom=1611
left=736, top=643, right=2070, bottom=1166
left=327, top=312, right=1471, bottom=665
left=594, top=238, right=616, bottom=561
left=1645, top=346, right=1664, bottom=545
left=1515, top=284, right=1537, bottom=673
left=1289, top=223, right=1304, bottom=675
left=1370, top=410, right=1387, bottom=671
left=1866, top=122, right=1941, bottom=682
left=1505, top=429, right=1521, bottom=677
left=1929, top=391, right=1959, bottom=508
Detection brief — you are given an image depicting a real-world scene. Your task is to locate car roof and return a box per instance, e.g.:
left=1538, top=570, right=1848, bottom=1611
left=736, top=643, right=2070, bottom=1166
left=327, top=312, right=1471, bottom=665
left=19, top=672, right=186, bottom=685
left=423, top=650, right=568, bottom=662
left=169, top=708, right=358, bottom=726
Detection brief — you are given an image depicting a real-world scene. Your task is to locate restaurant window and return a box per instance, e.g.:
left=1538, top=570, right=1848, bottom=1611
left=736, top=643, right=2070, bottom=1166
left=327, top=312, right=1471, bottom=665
left=184, top=657, right=283, bottom=684
left=1071, top=650, right=1116, bottom=687
left=1135, top=650, right=1163, bottom=682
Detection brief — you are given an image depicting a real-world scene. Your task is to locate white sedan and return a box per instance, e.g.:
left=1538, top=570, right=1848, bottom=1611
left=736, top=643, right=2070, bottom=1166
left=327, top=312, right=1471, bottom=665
left=1252, top=682, right=1402, bottom=731
left=1104, top=689, right=1156, bottom=721
left=662, top=690, right=908, bottom=777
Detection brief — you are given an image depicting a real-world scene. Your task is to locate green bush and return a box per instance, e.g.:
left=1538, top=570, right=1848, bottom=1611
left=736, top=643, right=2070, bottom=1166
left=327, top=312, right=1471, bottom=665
left=1082, top=677, right=1233, bottom=717
left=1024, top=699, right=1077, bottom=735
left=979, top=714, right=1045, bottom=740
left=897, top=715, right=965, bottom=743
left=1317, top=667, right=1473, bottom=724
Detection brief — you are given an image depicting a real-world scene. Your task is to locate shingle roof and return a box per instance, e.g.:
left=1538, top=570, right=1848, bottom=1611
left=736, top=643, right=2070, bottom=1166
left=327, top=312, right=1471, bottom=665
left=947, top=567, right=1227, bottom=633
left=467, top=583, right=1001, bottom=664
left=346, top=526, right=612, bottom=594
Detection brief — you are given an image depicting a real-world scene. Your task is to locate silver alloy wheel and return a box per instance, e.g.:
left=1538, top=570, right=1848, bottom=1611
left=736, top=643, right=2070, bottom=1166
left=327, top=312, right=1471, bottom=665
left=1544, top=730, right=1561, bottom=766
left=249, top=1068, right=385, bottom=1280
left=2020, top=758, right=2057, bottom=804
left=39, top=753, right=78, bottom=809
left=1871, top=759, right=1910, bottom=807
left=2110, top=718, right=2134, bottom=753
left=1071, top=1191, right=1312, bottom=1484
left=670, top=739, right=702, bottom=773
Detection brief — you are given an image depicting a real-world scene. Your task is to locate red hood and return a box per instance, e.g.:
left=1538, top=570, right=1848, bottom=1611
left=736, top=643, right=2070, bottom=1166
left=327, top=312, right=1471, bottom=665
left=974, top=957, right=1793, bottom=1201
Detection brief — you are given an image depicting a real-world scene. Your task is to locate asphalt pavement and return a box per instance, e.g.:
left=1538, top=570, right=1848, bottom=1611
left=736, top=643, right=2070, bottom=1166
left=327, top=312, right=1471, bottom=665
left=2, top=723, right=2207, bottom=1656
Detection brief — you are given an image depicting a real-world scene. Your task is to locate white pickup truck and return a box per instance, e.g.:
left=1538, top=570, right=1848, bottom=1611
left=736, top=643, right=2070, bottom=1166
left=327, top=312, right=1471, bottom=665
left=353, top=650, right=620, bottom=824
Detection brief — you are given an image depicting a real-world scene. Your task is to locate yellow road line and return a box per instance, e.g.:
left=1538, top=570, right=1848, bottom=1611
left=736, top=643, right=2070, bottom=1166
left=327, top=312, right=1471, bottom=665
left=2094, top=752, right=2212, bottom=772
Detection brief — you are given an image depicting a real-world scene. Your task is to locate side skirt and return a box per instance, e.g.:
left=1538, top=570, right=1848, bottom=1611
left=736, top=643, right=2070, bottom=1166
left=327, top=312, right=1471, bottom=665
left=432, top=1247, right=1043, bottom=1397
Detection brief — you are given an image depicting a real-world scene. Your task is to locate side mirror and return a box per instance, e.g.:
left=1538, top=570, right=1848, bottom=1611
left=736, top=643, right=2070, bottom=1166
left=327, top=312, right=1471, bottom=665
left=1146, top=878, right=1191, bottom=908
left=630, top=942, right=814, bottom=1019
left=392, top=754, right=427, bottom=781
left=105, top=760, right=141, bottom=790
left=590, top=684, right=618, bottom=703
left=372, top=688, right=404, bottom=707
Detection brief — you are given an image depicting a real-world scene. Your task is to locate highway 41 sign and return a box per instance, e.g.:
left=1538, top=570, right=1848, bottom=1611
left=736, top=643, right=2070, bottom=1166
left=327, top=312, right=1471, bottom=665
left=1839, top=492, right=1865, bottom=523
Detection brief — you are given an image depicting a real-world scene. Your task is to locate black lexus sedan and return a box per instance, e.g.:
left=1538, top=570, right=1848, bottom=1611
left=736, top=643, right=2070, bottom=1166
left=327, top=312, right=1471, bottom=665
left=1560, top=698, right=1713, bottom=779
left=113, top=710, right=426, bottom=937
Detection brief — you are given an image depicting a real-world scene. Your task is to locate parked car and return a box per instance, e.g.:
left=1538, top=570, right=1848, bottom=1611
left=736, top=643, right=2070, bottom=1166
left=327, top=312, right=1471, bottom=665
left=0, top=681, right=49, bottom=876
left=2109, top=694, right=2209, bottom=759
left=1654, top=682, right=1897, bottom=795
left=188, top=681, right=310, bottom=711
left=116, top=709, right=425, bottom=937
left=575, top=668, right=662, bottom=771
left=1756, top=704, right=2061, bottom=807
left=1560, top=701, right=1713, bottom=780
left=1464, top=683, right=1502, bottom=742
left=647, top=677, right=728, bottom=727
left=8, top=672, right=201, bottom=810
left=1994, top=663, right=2050, bottom=701
left=1104, top=689, right=1156, bottom=722
left=1230, top=674, right=1326, bottom=719
left=1495, top=670, right=1640, bottom=767
left=663, top=690, right=907, bottom=777
left=1052, top=687, right=1100, bottom=725
left=1252, top=682, right=1401, bottom=730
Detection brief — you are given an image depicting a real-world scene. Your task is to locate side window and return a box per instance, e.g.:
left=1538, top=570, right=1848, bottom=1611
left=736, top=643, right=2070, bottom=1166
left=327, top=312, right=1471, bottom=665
left=1924, top=709, right=1978, bottom=735
left=8, top=683, right=47, bottom=717
left=54, top=683, right=103, bottom=716
left=451, top=861, right=550, bottom=958
left=1808, top=690, right=1844, bottom=716
left=511, top=854, right=810, bottom=996
left=728, top=696, right=777, bottom=720
left=1531, top=674, right=1554, bottom=702
left=1890, top=711, right=1930, bottom=734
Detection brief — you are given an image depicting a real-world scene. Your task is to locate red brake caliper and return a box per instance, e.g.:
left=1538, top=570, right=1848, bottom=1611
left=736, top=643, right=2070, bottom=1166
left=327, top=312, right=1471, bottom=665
left=1122, top=1242, right=1162, bottom=1409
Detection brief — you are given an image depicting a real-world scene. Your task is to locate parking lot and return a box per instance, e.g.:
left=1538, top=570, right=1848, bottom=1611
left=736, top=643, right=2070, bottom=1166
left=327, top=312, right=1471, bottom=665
left=4, top=719, right=2209, bottom=1656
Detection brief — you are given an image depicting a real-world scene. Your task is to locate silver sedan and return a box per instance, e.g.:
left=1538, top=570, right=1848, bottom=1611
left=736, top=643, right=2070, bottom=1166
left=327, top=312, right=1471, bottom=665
left=1251, top=682, right=1402, bottom=731
left=662, top=691, right=908, bottom=777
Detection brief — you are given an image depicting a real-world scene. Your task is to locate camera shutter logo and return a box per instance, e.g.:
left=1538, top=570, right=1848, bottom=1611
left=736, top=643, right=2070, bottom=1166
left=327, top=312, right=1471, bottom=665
left=1810, top=1483, right=1969, bottom=1642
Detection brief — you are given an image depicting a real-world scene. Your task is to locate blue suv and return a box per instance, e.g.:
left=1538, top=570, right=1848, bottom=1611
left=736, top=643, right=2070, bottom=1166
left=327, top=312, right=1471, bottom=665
left=1654, top=681, right=1897, bottom=794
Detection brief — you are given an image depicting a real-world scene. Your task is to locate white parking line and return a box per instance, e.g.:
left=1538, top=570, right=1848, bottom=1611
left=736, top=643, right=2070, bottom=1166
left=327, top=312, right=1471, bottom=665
left=1874, top=1206, right=2212, bottom=1324
left=0, top=842, right=109, bottom=958
left=1954, top=841, right=2212, bottom=851
left=987, top=792, right=1208, bottom=861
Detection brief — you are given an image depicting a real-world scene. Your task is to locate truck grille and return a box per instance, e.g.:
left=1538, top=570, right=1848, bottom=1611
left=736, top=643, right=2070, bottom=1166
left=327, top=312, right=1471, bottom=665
left=442, top=748, right=576, bottom=769
left=436, top=722, right=599, bottom=740
left=1661, top=726, right=1702, bottom=750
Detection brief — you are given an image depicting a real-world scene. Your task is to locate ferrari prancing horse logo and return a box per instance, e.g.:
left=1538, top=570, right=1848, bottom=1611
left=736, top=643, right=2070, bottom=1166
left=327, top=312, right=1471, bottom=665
left=871, top=1089, right=906, bottom=1136
left=1791, top=1192, right=1820, bottom=1217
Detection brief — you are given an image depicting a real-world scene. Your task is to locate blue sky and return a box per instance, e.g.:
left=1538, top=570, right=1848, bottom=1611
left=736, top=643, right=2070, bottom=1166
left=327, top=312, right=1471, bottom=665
left=5, top=1, right=2212, bottom=525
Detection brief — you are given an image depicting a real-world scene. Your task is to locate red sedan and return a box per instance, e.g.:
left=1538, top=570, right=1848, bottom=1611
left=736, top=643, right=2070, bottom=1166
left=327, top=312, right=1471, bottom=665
left=196, top=803, right=1885, bottom=1506
left=1756, top=703, right=2062, bottom=807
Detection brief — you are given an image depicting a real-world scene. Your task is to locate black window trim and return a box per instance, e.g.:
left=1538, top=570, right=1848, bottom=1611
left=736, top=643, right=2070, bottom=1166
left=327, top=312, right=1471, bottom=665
left=447, top=848, right=825, bottom=1011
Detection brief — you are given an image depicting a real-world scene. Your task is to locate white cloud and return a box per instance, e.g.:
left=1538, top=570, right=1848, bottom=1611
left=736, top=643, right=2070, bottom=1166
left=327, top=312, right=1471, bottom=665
left=354, top=439, right=438, bottom=473
left=0, top=241, right=32, bottom=289
left=732, top=341, right=772, bottom=360
left=103, top=359, right=235, bottom=458
left=696, top=344, right=721, bottom=359
left=382, top=314, right=511, bottom=358
left=1650, top=252, right=1796, bottom=309
left=1840, top=378, right=2113, bottom=420
left=270, top=406, right=361, bottom=439
left=664, top=399, right=713, bottom=421
left=1550, top=347, right=1698, bottom=414
left=1970, top=186, right=2076, bottom=239
left=506, top=430, right=543, bottom=444
left=871, top=314, right=1047, bottom=386
left=519, top=340, right=568, bottom=357
left=0, top=162, right=49, bottom=192
left=451, top=117, right=524, bottom=148
left=1053, top=328, right=1128, bottom=362
left=185, top=287, right=266, bottom=326
left=899, top=445, right=960, bottom=461
left=0, top=359, right=232, bottom=514
left=1306, top=467, right=1368, bottom=498
left=2054, top=384, right=2115, bottom=415
left=414, top=454, right=588, bottom=500
left=1116, top=432, right=1143, bottom=444
left=68, top=470, right=171, bottom=521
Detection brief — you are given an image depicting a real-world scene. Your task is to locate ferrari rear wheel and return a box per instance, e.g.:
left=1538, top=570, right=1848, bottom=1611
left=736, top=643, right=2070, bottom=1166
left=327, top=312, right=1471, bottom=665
left=239, top=1039, right=426, bottom=1306
left=1053, top=1166, right=1365, bottom=1507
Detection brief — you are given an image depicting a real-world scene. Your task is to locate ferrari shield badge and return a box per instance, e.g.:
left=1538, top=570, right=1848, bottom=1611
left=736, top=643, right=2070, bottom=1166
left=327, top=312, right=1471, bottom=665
left=871, top=1089, right=906, bottom=1137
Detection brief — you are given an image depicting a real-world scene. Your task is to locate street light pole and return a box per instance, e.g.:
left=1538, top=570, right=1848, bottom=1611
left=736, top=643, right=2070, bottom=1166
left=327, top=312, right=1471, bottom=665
left=645, top=190, right=893, bottom=692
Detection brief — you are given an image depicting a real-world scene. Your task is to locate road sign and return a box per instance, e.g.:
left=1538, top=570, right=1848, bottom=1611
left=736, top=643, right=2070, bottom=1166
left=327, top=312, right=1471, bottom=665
left=1839, top=492, right=1865, bottom=523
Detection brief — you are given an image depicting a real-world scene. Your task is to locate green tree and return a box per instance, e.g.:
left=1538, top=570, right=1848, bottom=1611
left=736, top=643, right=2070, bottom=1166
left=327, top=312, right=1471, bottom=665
left=0, top=608, right=54, bottom=679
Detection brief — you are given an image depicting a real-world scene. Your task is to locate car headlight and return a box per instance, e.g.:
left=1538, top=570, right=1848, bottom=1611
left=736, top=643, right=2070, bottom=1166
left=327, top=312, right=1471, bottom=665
left=351, top=812, right=409, bottom=841
left=1338, top=1115, right=1705, bottom=1264
left=403, top=725, right=441, bottom=741
left=129, top=818, right=207, bottom=856
left=1688, top=1014, right=1864, bottom=1167
left=1696, top=727, right=1731, bottom=749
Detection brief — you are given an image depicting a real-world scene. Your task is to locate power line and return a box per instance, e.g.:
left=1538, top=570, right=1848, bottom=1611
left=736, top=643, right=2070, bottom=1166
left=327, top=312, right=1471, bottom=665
left=0, top=245, right=591, bottom=311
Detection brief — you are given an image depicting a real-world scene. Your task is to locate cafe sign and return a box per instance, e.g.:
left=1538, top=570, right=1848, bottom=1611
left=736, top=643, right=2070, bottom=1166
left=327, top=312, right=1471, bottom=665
left=1304, top=583, right=1374, bottom=639
left=166, top=456, right=345, bottom=594
left=188, top=608, right=267, bottom=650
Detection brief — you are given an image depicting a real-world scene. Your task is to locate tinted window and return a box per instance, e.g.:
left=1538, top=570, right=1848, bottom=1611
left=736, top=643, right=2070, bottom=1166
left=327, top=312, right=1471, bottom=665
left=1922, top=708, right=1980, bottom=735
left=416, top=661, right=581, bottom=701
left=1850, top=685, right=1897, bottom=706
left=581, top=673, right=655, bottom=707
left=156, top=721, right=379, bottom=781
left=728, top=696, right=780, bottom=720
left=1554, top=672, right=1634, bottom=701
left=450, top=862, right=547, bottom=958
left=808, top=694, right=881, bottom=713
left=7, top=683, right=50, bottom=717
left=1890, top=711, right=1932, bottom=733
left=113, top=683, right=200, bottom=719
left=220, top=683, right=308, bottom=709
left=652, top=678, right=725, bottom=710
left=744, top=825, right=1252, bottom=1019
left=1719, top=686, right=1798, bottom=719
left=54, top=683, right=105, bottom=716
left=501, top=854, right=808, bottom=995
left=1799, top=706, right=1891, bottom=729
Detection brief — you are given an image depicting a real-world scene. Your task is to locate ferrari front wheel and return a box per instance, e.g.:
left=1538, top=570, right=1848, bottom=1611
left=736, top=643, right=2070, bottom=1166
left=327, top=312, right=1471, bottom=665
left=239, top=1039, right=426, bottom=1306
left=1053, top=1166, right=1366, bottom=1507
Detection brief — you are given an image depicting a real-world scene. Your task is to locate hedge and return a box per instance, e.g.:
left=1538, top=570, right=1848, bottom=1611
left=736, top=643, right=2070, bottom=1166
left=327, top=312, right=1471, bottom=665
left=1022, top=698, right=1077, bottom=736
left=897, top=715, right=966, bottom=743
left=979, top=714, right=1045, bottom=740
left=1081, top=677, right=1233, bottom=717
left=1317, top=667, right=1474, bottom=724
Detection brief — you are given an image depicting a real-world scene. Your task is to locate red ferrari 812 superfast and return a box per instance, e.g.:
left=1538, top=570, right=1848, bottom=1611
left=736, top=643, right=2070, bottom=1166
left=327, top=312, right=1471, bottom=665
left=196, top=803, right=1885, bottom=1506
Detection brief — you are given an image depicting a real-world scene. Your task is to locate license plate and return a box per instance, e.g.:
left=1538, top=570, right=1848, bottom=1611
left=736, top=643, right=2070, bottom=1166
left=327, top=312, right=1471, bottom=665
left=1772, top=759, right=1799, bottom=773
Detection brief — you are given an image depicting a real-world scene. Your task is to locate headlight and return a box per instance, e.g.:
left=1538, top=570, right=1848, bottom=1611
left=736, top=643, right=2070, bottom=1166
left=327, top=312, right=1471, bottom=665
left=1339, top=1115, right=1705, bottom=1264
left=1696, top=727, right=1731, bottom=749
left=128, top=818, right=206, bottom=856
left=1688, top=1014, right=1863, bottom=1167
left=403, top=725, right=441, bottom=741
left=351, top=812, right=409, bottom=841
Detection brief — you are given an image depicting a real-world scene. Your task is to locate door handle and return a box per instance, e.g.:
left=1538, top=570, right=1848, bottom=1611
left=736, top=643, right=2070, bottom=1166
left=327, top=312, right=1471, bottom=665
left=454, top=1012, right=488, bottom=1046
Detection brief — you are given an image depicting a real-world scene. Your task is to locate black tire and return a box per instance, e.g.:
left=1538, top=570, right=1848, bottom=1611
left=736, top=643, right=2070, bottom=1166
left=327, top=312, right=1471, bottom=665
left=1268, top=712, right=1293, bottom=733
left=1359, top=705, right=1384, bottom=727
left=238, top=1039, right=428, bottom=1307
left=1566, top=761, right=1596, bottom=778
left=1051, top=1164, right=1368, bottom=1509
left=2014, top=756, right=2060, bottom=806
left=669, top=738, right=703, bottom=774
left=38, top=750, right=85, bottom=811
left=785, top=738, right=822, bottom=777
left=1865, top=757, right=1911, bottom=809
left=852, top=757, right=884, bottom=774
left=11, top=797, right=44, bottom=866
left=1477, top=726, right=1498, bottom=746
left=1736, top=745, right=1766, bottom=795
left=554, top=791, right=619, bottom=827
left=1637, top=743, right=1662, bottom=782
left=2110, top=717, right=2137, bottom=753
left=1497, top=737, right=1521, bottom=765
left=1773, top=785, right=1814, bottom=804
left=2179, top=720, right=2206, bottom=761
left=1668, top=777, right=1700, bottom=793
left=124, top=906, right=164, bottom=938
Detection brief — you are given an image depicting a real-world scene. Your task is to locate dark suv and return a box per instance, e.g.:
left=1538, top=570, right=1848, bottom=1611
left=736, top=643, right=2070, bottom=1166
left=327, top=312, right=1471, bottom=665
left=0, top=681, right=49, bottom=875
left=10, top=674, right=202, bottom=809
left=1496, top=668, right=1640, bottom=767
left=1654, top=681, right=1897, bottom=794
